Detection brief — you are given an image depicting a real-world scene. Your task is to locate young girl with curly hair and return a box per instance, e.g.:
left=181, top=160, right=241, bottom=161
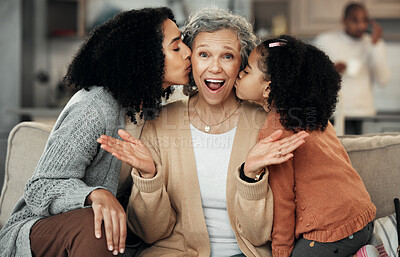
left=0, top=7, right=191, bottom=257
left=235, top=35, right=379, bottom=257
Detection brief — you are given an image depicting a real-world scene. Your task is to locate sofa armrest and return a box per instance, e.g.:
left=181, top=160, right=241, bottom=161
left=339, top=133, right=400, bottom=219
left=0, top=122, right=52, bottom=227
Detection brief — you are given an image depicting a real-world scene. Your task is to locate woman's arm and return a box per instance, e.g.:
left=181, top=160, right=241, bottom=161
left=233, top=130, right=307, bottom=247
left=24, top=103, right=107, bottom=216
left=234, top=168, right=274, bottom=246
left=24, top=100, right=129, bottom=255
left=127, top=168, right=176, bottom=243
left=99, top=126, right=177, bottom=243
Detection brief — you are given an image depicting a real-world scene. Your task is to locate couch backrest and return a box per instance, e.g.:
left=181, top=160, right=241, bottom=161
left=0, top=122, right=399, bottom=227
left=0, top=122, right=52, bottom=227
left=339, top=133, right=400, bottom=218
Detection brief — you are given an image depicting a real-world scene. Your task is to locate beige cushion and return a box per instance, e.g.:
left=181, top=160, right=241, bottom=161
left=339, top=133, right=400, bottom=218
left=0, top=122, right=52, bottom=227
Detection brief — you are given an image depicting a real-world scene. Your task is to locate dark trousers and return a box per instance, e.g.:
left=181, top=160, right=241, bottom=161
left=30, top=208, right=114, bottom=257
left=290, top=222, right=374, bottom=257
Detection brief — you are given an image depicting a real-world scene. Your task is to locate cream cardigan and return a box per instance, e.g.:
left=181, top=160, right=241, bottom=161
left=127, top=97, right=273, bottom=257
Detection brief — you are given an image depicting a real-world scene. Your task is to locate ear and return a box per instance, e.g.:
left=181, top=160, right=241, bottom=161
left=263, top=81, right=271, bottom=98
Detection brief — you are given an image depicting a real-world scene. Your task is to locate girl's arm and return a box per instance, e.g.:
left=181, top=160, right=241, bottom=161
left=269, top=159, right=297, bottom=257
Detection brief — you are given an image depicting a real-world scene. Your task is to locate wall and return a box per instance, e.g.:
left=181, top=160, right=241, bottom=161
left=374, top=42, right=400, bottom=112
left=0, top=0, right=251, bottom=192
left=0, top=0, right=21, bottom=192
left=41, top=0, right=251, bottom=108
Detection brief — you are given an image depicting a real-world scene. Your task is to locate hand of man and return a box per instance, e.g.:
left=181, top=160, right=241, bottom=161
left=335, top=62, right=347, bottom=74
left=370, top=19, right=383, bottom=44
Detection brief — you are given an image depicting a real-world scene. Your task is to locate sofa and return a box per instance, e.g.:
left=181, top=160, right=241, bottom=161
left=1, top=122, right=399, bottom=251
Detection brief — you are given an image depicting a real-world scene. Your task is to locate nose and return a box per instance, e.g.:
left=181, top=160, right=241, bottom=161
left=208, top=57, right=222, bottom=73
left=238, top=70, right=244, bottom=79
left=182, top=44, right=191, bottom=60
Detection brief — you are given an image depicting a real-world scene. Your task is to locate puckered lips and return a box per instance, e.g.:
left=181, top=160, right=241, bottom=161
left=204, top=79, right=225, bottom=92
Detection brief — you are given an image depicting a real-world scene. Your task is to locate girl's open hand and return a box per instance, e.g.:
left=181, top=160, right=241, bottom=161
left=97, top=129, right=156, bottom=178
left=244, top=130, right=308, bottom=178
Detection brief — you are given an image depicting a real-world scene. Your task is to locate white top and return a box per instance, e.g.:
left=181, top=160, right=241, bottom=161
left=314, top=30, right=391, bottom=117
left=190, top=124, right=242, bottom=256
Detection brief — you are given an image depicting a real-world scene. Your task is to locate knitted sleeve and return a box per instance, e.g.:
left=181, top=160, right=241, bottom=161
left=234, top=167, right=273, bottom=246
left=23, top=100, right=107, bottom=217
left=270, top=158, right=296, bottom=257
left=126, top=121, right=176, bottom=243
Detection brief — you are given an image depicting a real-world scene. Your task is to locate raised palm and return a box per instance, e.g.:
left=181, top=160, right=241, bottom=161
left=97, top=129, right=156, bottom=178
left=244, top=130, right=308, bottom=177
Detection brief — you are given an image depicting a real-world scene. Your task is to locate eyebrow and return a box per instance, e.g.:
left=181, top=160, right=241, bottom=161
left=196, top=44, right=239, bottom=53
left=169, top=34, right=181, bottom=46
left=223, top=46, right=238, bottom=52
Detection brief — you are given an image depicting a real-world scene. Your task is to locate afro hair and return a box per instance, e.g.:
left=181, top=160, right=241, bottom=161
left=257, top=35, right=341, bottom=132
left=63, top=7, right=175, bottom=123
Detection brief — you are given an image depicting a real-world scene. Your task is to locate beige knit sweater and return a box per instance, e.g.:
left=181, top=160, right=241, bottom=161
left=127, top=97, right=273, bottom=257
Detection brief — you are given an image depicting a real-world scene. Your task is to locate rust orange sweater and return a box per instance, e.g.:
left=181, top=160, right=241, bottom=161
left=259, top=113, right=376, bottom=257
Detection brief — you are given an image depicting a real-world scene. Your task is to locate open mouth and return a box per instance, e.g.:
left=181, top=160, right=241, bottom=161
left=205, top=79, right=225, bottom=91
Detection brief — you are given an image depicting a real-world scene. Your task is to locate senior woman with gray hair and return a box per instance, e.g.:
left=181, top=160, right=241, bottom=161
left=99, top=7, right=306, bottom=257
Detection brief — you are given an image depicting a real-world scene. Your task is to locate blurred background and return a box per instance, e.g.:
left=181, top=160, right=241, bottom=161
left=0, top=0, right=399, bottom=189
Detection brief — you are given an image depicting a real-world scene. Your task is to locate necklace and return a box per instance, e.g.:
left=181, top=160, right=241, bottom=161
left=192, top=97, right=241, bottom=133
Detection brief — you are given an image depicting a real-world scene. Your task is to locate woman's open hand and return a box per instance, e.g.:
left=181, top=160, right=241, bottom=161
left=97, top=129, right=156, bottom=178
left=86, top=188, right=126, bottom=255
left=244, top=130, right=308, bottom=178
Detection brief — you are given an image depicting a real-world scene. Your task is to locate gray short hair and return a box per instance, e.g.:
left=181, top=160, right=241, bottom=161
left=182, top=7, right=257, bottom=95
left=183, top=7, right=257, bottom=69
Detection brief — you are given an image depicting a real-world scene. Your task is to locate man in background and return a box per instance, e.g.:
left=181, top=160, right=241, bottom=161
left=314, top=2, right=391, bottom=133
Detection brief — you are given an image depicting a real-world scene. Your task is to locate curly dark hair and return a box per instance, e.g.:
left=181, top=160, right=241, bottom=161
left=257, top=35, right=341, bottom=132
left=63, top=7, right=175, bottom=123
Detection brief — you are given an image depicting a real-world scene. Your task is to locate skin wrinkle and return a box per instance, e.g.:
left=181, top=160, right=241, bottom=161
left=191, top=29, right=241, bottom=110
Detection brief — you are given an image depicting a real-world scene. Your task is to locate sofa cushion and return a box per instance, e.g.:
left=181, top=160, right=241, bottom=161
left=0, top=122, right=52, bottom=227
left=339, top=133, right=400, bottom=219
